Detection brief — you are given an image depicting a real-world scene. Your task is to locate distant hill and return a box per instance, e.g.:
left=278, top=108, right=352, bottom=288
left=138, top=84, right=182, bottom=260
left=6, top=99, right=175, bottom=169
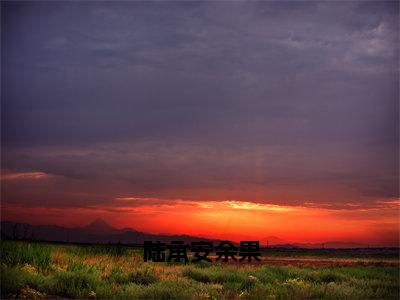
left=0, top=219, right=218, bottom=245
left=295, top=241, right=369, bottom=249
left=82, top=218, right=119, bottom=235
left=261, top=236, right=288, bottom=246
left=0, top=219, right=382, bottom=249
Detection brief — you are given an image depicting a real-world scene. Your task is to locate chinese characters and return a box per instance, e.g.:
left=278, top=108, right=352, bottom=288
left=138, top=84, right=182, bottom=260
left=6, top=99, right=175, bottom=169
left=144, top=240, right=261, bottom=263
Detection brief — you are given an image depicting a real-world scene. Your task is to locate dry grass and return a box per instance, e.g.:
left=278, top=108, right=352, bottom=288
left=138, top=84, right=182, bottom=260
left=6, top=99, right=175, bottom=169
left=1, top=240, right=399, bottom=299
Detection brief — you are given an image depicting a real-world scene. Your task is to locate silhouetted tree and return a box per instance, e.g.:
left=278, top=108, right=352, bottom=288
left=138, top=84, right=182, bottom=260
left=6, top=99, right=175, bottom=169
left=12, top=223, right=18, bottom=240
left=23, top=225, right=29, bottom=240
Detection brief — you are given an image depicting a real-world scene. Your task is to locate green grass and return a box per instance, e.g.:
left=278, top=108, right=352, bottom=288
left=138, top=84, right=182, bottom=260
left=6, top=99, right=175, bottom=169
left=261, top=248, right=399, bottom=259
left=0, top=240, right=398, bottom=299
left=65, top=243, right=132, bottom=257
left=1, top=240, right=52, bottom=271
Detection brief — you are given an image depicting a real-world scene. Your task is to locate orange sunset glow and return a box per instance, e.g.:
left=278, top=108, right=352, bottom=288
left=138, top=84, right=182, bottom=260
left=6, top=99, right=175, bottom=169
left=2, top=3, right=400, bottom=300
left=2, top=193, right=399, bottom=246
left=1, top=0, right=399, bottom=250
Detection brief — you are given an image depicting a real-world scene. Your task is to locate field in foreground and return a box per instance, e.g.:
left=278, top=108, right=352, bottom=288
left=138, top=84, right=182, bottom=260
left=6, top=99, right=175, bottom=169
left=1, top=240, right=399, bottom=299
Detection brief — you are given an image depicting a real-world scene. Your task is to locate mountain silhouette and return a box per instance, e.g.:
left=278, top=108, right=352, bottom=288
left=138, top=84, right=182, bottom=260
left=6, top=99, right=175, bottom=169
left=0, top=220, right=218, bottom=245
left=82, top=218, right=118, bottom=235
left=294, top=241, right=369, bottom=249
left=0, top=220, right=392, bottom=249
left=261, top=236, right=287, bottom=246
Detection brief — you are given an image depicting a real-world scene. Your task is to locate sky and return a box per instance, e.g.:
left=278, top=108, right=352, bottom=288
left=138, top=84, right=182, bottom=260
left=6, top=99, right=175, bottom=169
left=1, top=1, right=399, bottom=246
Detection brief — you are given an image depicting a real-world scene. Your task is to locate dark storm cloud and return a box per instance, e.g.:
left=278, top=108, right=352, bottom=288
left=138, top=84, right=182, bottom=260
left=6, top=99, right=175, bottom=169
left=1, top=1, right=398, bottom=208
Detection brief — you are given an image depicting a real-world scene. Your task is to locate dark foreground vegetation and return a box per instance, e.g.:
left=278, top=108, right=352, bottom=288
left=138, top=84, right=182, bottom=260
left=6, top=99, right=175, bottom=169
left=1, top=240, right=399, bottom=299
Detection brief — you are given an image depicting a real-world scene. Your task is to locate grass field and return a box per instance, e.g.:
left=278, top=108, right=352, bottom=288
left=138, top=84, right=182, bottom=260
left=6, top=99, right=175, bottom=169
left=1, top=240, right=399, bottom=299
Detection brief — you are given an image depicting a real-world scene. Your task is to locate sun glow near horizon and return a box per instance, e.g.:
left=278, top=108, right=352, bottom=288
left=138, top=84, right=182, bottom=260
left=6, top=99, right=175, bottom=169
left=2, top=196, right=399, bottom=247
